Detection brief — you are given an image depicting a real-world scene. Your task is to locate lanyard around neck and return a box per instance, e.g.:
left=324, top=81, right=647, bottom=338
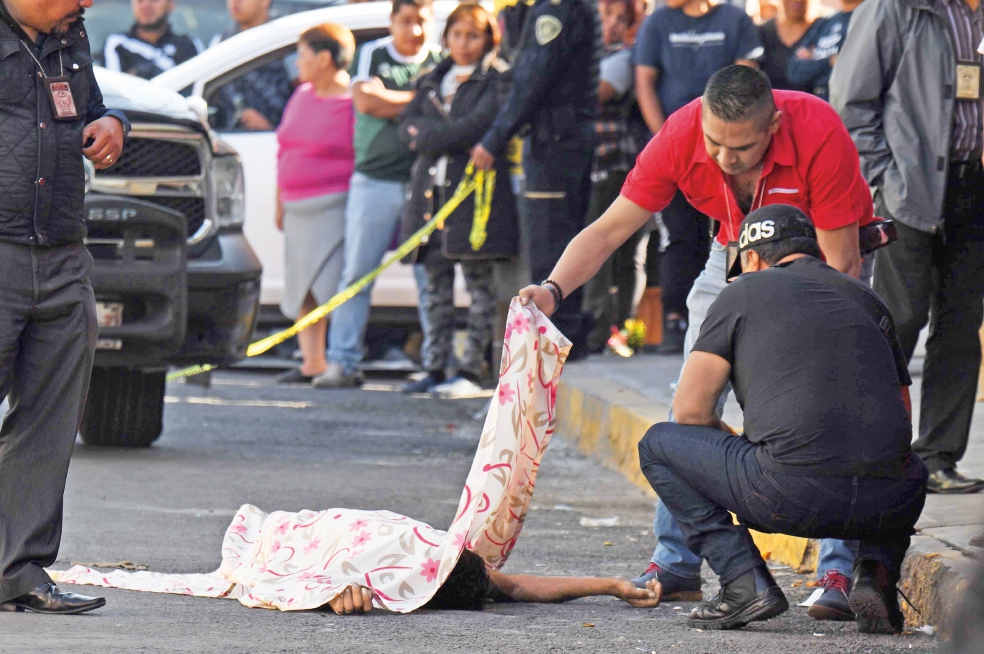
left=19, top=41, right=64, bottom=79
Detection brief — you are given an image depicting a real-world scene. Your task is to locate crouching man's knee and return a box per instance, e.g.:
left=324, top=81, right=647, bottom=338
left=638, top=422, right=675, bottom=468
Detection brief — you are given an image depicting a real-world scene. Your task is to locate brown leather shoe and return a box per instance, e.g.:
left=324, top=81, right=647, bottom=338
left=0, top=582, right=105, bottom=615
left=927, top=468, right=984, bottom=494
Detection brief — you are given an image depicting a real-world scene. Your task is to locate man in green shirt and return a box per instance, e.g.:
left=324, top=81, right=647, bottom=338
left=315, top=0, right=441, bottom=388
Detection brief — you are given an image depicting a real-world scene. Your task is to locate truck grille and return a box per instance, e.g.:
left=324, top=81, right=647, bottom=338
left=101, top=139, right=202, bottom=178
left=89, top=124, right=212, bottom=245
left=146, top=197, right=206, bottom=236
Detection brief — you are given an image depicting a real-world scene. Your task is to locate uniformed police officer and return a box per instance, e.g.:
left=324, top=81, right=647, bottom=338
left=471, top=0, right=601, bottom=355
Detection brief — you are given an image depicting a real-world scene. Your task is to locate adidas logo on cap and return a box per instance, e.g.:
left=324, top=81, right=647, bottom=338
left=738, top=219, right=775, bottom=249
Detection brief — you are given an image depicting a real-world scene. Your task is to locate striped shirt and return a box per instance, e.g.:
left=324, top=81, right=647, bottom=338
left=942, top=0, right=984, bottom=161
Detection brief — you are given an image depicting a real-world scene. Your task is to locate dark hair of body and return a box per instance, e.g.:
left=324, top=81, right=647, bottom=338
left=299, top=23, right=356, bottom=70
left=393, top=0, right=434, bottom=15
left=704, top=65, right=776, bottom=129
left=441, top=3, right=501, bottom=53
left=422, top=549, right=490, bottom=611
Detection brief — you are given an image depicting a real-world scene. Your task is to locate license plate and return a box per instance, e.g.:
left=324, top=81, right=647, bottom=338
left=96, top=339, right=122, bottom=350
left=96, top=302, right=123, bottom=328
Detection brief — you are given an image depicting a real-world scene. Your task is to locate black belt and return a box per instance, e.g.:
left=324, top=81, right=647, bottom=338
left=950, top=159, right=984, bottom=179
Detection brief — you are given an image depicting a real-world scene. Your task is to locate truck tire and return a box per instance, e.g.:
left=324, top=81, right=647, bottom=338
left=79, top=368, right=166, bottom=447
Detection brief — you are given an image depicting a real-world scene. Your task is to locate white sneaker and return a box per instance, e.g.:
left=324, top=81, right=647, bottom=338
left=432, top=376, right=485, bottom=399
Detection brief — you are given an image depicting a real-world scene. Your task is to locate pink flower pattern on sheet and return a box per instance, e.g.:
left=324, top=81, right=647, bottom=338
left=498, top=382, right=516, bottom=406
left=302, top=538, right=321, bottom=556
left=49, top=299, right=571, bottom=614
left=420, top=558, right=441, bottom=584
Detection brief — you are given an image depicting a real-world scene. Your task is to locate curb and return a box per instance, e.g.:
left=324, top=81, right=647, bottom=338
left=900, top=535, right=983, bottom=638
left=554, top=376, right=819, bottom=573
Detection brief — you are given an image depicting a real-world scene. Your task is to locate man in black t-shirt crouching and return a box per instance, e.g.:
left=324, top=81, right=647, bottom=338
left=637, top=205, right=927, bottom=634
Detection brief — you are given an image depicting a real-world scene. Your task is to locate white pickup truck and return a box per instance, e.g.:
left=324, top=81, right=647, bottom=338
left=152, top=1, right=469, bottom=325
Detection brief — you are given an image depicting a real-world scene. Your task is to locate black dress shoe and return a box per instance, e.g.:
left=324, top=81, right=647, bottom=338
left=0, top=582, right=106, bottom=615
left=849, top=560, right=904, bottom=634
left=687, top=566, right=788, bottom=630
left=926, top=468, right=984, bottom=494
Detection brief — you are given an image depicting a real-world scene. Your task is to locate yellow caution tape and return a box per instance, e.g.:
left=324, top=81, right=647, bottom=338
left=469, top=166, right=495, bottom=252
left=166, top=170, right=482, bottom=382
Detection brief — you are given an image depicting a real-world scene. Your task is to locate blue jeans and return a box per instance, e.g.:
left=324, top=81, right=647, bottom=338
left=328, top=173, right=409, bottom=373
left=639, top=422, right=927, bottom=584
left=651, top=244, right=864, bottom=580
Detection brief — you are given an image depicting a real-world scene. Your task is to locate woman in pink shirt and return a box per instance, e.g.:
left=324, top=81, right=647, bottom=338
left=275, top=23, right=356, bottom=384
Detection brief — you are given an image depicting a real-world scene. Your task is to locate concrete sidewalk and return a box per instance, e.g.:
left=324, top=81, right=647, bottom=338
left=554, top=351, right=984, bottom=638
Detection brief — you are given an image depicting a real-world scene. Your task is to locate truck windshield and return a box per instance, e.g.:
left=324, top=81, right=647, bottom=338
left=86, top=0, right=344, bottom=67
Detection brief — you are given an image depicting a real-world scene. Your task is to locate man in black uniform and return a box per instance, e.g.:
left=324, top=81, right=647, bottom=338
left=635, top=205, right=927, bottom=634
left=103, top=0, right=200, bottom=79
left=472, top=0, right=600, bottom=355
left=0, top=0, right=128, bottom=615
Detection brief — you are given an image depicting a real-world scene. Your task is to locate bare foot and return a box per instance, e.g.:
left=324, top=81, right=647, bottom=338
left=327, top=583, right=373, bottom=615
left=614, top=577, right=662, bottom=608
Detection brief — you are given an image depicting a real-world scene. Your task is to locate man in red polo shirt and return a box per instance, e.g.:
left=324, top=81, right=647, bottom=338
left=521, top=65, right=877, bottom=619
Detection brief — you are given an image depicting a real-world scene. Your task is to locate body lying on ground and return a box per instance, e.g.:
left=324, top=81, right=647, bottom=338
left=328, top=549, right=660, bottom=614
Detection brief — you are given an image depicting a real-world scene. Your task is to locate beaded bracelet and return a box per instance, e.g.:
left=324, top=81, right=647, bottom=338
left=541, top=279, right=564, bottom=310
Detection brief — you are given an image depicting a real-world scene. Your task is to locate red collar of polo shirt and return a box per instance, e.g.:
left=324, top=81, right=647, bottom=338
left=692, top=103, right=795, bottom=178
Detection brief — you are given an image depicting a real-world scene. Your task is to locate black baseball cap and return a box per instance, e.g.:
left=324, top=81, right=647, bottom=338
left=726, top=205, right=817, bottom=281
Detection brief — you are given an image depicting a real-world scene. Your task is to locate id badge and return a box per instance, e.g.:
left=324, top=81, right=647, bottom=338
left=45, top=76, right=79, bottom=121
left=956, top=62, right=981, bottom=100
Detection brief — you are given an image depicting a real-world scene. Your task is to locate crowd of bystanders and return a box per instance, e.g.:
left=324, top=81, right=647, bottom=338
left=106, top=0, right=984, bottom=506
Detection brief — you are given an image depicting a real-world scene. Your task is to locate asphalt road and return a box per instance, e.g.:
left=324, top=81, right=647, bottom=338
left=0, top=371, right=941, bottom=653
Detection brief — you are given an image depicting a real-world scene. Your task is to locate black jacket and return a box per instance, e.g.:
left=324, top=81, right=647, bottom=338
left=398, top=55, right=519, bottom=264
left=0, top=7, right=130, bottom=247
left=479, top=0, right=600, bottom=156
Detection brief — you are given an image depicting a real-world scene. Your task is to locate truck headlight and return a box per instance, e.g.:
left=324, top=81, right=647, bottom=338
left=212, top=153, right=245, bottom=228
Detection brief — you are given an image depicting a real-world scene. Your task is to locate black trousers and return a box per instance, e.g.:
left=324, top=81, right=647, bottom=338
left=0, top=242, right=97, bottom=603
left=638, top=423, right=928, bottom=584
left=523, top=127, right=595, bottom=348
left=651, top=191, right=711, bottom=318
left=873, top=167, right=984, bottom=473
left=582, top=170, right=649, bottom=350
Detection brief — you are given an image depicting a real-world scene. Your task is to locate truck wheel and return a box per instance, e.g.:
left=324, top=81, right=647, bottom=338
left=79, top=368, right=166, bottom=447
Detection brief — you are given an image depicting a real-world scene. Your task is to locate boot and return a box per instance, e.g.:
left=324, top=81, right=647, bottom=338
left=849, top=560, right=905, bottom=634
left=687, top=565, right=788, bottom=630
